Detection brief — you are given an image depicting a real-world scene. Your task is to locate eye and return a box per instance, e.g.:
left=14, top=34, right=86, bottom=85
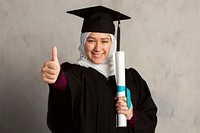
left=102, top=40, right=109, bottom=44
left=87, top=39, right=96, bottom=43
left=103, top=41, right=108, bottom=43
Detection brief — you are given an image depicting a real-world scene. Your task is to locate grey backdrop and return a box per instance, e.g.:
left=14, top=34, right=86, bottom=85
left=0, top=0, right=200, bottom=133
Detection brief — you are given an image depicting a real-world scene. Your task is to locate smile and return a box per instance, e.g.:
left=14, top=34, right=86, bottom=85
left=91, top=52, right=103, bottom=58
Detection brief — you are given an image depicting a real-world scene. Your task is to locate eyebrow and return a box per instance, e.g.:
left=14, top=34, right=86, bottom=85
left=87, top=37, right=96, bottom=39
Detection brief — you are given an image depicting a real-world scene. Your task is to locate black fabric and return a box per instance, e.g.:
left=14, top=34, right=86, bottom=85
left=47, top=62, right=157, bottom=133
left=82, top=12, right=115, bottom=35
left=67, top=6, right=131, bottom=21
left=67, top=5, right=131, bottom=35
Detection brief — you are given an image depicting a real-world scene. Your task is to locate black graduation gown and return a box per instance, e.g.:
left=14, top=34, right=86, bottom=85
left=47, top=62, right=157, bottom=133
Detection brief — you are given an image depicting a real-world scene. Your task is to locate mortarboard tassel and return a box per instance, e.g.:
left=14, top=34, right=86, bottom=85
left=117, top=20, right=121, bottom=51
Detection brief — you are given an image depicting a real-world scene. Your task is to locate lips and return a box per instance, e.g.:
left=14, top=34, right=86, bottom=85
left=91, top=52, right=103, bottom=58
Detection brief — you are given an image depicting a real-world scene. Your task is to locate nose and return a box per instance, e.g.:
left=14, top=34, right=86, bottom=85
left=94, top=41, right=102, bottom=51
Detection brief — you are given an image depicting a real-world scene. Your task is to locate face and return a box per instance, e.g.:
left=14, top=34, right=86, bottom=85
left=85, top=32, right=112, bottom=64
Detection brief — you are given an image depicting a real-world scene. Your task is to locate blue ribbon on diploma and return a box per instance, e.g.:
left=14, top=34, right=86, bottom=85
left=117, top=86, right=132, bottom=109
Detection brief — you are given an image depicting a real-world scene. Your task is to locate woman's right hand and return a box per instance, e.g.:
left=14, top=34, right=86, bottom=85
left=42, top=46, right=60, bottom=84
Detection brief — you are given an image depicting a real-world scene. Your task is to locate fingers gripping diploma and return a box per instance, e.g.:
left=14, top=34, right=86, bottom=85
left=116, top=96, right=133, bottom=120
left=42, top=46, right=61, bottom=84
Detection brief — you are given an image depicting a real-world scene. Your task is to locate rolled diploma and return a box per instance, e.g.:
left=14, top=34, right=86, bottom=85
left=115, top=51, right=127, bottom=127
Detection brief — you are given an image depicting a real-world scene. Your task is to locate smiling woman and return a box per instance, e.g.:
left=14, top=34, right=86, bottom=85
left=41, top=5, right=157, bottom=133
left=85, top=32, right=112, bottom=64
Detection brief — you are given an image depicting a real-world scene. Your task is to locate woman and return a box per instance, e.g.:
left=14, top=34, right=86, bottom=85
left=42, top=6, right=157, bottom=133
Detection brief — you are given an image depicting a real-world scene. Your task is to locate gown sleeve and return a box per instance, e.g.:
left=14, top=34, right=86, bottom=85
left=127, top=68, right=157, bottom=133
left=49, top=69, right=68, bottom=91
left=47, top=81, right=74, bottom=132
left=47, top=63, right=81, bottom=133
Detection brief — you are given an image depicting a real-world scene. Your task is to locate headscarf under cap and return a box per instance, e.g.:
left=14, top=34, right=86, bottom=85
left=75, top=32, right=117, bottom=78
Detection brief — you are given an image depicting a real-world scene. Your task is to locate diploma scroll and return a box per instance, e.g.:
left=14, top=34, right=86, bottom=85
left=115, top=51, right=127, bottom=127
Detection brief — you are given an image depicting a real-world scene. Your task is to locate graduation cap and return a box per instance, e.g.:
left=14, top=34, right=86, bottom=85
left=67, top=5, right=131, bottom=51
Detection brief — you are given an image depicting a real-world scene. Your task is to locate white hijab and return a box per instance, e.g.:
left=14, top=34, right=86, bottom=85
left=75, top=32, right=117, bottom=78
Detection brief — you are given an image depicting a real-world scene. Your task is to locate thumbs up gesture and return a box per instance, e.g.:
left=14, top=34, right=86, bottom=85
left=42, top=46, right=61, bottom=84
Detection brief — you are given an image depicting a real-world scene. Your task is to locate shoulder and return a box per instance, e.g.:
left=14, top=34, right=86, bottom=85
left=61, top=62, right=88, bottom=73
left=126, top=68, right=152, bottom=95
left=61, top=62, right=81, bottom=69
left=61, top=62, right=105, bottom=80
left=125, top=67, right=149, bottom=90
left=125, top=68, right=144, bottom=81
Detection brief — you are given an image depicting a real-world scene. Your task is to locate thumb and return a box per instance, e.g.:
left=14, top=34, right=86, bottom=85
left=52, top=46, right=58, bottom=62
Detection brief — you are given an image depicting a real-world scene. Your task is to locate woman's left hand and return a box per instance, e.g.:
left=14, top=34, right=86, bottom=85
left=116, top=96, right=133, bottom=120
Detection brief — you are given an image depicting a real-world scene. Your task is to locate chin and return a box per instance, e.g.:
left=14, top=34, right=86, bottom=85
left=92, top=60, right=103, bottom=64
left=93, top=62, right=102, bottom=64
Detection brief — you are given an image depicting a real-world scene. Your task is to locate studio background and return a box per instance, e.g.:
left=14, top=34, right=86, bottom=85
left=0, top=0, right=199, bottom=132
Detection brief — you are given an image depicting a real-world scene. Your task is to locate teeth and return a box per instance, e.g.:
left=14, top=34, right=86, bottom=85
left=93, top=52, right=101, bottom=55
left=93, top=53, right=102, bottom=58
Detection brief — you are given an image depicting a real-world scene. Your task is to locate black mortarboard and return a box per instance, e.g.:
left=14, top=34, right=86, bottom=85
left=67, top=5, right=131, bottom=51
